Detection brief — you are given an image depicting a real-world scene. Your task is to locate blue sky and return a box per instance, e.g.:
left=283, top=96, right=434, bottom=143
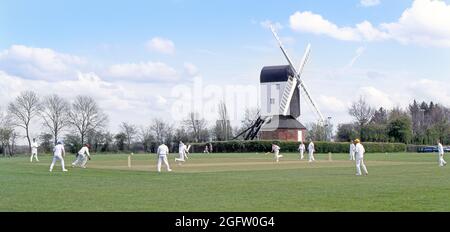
left=1, top=0, right=450, bottom=135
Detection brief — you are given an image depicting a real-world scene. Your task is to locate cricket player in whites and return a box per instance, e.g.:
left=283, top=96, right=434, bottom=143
left=268, top=143, right=283, bottom=163
left=30, top=138, right=39, bottom=162
left=349, top=140, right=356, bottom=161
left=437, top=140, right=447, bottom=167
left=72, top=144, right=91, bottom=168
left=157, top=143, right=172, bottom=172
left=49, top=141, right=68, bottom=172
left=308, top=140, right=315, bottom=162
left=175, top=141, right=189, bottom=164
left=298, top=141, right=305, bottom=160
left=354, top=139, right=368, bottom=176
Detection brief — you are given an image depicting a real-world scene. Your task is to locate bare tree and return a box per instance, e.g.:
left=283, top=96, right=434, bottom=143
left=68, top=96, right=108, bottom=144
left=151, top=118, right=173, bottom=144
left=183, top=112, right=208, bottom=142
left=240, top=107, right=260, bottom=130
left=0, top=109, right=13, bottom=156
left=8, top=91, right=41, bottom=152
left=138, top=125, right=155, bottom=152
left=348, top=96, right=375, bottom=139
left=120, top=122, right=137, bottom=151
left=40, top=94, right=70, bottom=145
left=214, top=101, right=233, bottom=141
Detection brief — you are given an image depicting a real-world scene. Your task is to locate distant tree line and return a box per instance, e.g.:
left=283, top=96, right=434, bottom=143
left=335, top=97, right=450, bottom=145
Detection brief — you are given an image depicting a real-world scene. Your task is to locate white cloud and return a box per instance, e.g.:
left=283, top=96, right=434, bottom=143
left=381, top=0, right=450, bottom=47
left=0, top=45, right=85, bottom=81
left=0, top=70, right=175, bottom=134
left=146, top=37, right=176, bottom=55
left=408, top=79, right=450, bottom=105
left=107, top=61, right=178, bottom=82
left=360, top=0, right=381, bottom=7
left=290, top=11, right=362, bottom=41
left=289, top=0, right=450, bottom=47
left=183, top=62, right=199, bottom=76
left=317, top=95, right=347, bottom=112
left=357, top=86, right=394, bottom=109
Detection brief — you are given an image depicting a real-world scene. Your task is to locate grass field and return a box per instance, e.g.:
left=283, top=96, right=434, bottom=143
left=0, top=152, right=449, bottom=212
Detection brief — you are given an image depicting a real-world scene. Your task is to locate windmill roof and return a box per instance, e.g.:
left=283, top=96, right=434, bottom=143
left=260, top=65, right=294, bottom=83
left=261, top=115, right=306, bottom=130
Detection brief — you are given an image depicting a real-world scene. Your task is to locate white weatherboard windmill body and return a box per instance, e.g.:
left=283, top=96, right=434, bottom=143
left=234, top=26, right=324, bottom=141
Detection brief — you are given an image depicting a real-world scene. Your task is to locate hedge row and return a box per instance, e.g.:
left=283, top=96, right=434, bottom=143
left=191, top=141, right=406, bottom=153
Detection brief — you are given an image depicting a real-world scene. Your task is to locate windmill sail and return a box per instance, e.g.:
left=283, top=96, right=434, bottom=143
left=270, top=25, right=325, bottom=124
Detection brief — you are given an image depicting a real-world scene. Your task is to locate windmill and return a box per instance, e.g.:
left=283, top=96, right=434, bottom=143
left=234, top=25, right=325, bottom=141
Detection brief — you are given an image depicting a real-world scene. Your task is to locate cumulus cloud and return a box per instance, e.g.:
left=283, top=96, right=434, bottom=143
left=290, top=11, right=362, bottom=41
left=0, top=45, right=85, bottom=81
left=360, top=0, right=381, bottom=7
left=408, top=78, right=450, bottom=104
left=146, top=37, right=176, bottom=55
left=380, top=0, right=450, bottom=47
left=357, top=86, right=394, bottom=109
left=0, top=70, right=174, bottom=132
left=289, top=0, right=450, bottom=47
left=107, top=61, right=178, bottom=82
left=317, top=95, right=347, bottom=112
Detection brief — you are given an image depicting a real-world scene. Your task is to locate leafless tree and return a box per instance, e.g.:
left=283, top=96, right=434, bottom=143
left=120, top=122, right=137, bottom=151
left=68, top=96, right=108, bottom=144
left=8, top=91, right=41, bottom=152
left=240, top=107, right=260, bottom=130
left=138, top=125, right=155, bottom=152
left=151, top=118, right=173, bottom=144
left=214, top=101, right=233, bottom=141
left=40, top=94, right=70, bottom=145
left=348, top=96, right=375, bottom=138
left=183, top=112, right=208, bottom=142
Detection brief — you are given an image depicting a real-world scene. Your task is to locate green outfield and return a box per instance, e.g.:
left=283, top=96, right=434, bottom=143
left=0, top=152, right=449, bottom=212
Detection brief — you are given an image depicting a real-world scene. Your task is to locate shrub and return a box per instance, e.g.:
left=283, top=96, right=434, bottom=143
left=190, top=141, right=406, bottom=153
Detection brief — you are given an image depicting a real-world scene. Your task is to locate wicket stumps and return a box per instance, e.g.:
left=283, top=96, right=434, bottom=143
left=328, top=152, right=332, bottom=161
left=128, top=155, right=131, bottom=168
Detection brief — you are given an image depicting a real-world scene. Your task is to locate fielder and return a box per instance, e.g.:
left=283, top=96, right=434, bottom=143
left=203, top=145, right=210, bottom=154
left=270, top=143, right=283, bottom=163
left=72, top=144, right=91, bottom=168
left=349, top=140, right=356, bottom=161
left=49, top=141, right=68, bottom=172
left=308, top=140, right=315, bottom=162
left=437, top=140, right=447, bottom=167
left=298, top=142, right=305, bottom=160
left=175, top=141, right=189, bottom=164
left=354, top=139, right=368, bottom=176
left=157, top=143, right=172, bottom=172
left=30, top=138, right=39, bottom=162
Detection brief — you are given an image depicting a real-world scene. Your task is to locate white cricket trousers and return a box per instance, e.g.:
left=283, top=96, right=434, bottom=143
left=308, top=151, right=315, bottom=162
left=356, top=156, right=368, bottom=175
left=49, top=155, right=66, bottom=171
left=439, top=154, right=447, bottom=167
left=349, top=152, right=355, bottom=161
left=30, top=150, right=39, bottom=162
left=274, top=151, right=283, bottom=163
left=72, top=154, right=88, bottom=167
left=299, top=150, right=304, bottom=160
left=157, top=155, right=171, bottom=172
left=175, top=152, right=186, bottom=162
